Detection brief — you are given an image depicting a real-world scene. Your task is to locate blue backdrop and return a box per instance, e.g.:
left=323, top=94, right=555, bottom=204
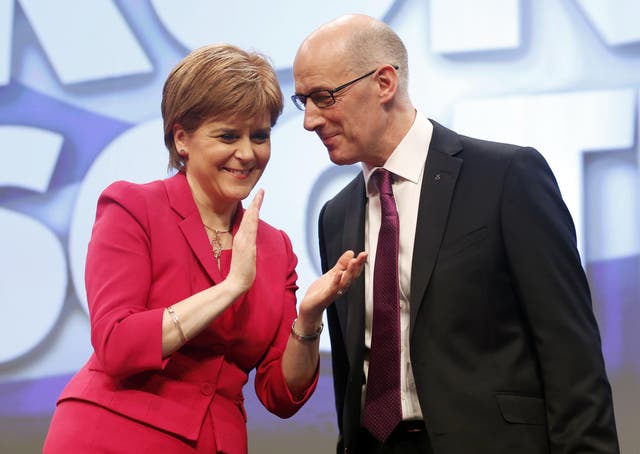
left=1, top=0, right=638, bottom=452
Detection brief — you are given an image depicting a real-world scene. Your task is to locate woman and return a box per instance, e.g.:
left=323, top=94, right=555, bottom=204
left=43, top=44, right=366, bottom=453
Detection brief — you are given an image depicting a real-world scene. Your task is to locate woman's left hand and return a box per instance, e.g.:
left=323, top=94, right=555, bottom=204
left=298, top=250, right=368, bottom=324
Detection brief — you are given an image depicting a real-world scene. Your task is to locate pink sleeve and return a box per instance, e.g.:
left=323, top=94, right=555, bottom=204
left=86, top=182, right=168, bottom=378
left=253, top=231, right=319, bottom=418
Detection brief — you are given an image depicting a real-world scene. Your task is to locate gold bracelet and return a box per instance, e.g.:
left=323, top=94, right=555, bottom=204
left=166, top=306, right=187, bottom=344
left=290, top=318, right=323, bottom=342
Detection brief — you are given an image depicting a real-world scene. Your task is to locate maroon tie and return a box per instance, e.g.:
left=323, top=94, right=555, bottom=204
left=362, top=168, right=402, bottom=442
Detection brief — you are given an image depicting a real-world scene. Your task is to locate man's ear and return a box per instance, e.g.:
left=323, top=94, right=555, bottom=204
left=376, top=64, right=398, bottom=104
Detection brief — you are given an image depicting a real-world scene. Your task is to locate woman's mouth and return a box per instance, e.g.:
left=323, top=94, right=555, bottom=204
left=224, top=167, right=252, bottom=178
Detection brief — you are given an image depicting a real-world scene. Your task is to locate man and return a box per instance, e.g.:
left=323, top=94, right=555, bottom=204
left=291, top=14, right=619, bottom=454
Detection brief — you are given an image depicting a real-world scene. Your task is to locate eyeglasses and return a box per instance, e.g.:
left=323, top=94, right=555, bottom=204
left=291, top=65, right=399, bottom=111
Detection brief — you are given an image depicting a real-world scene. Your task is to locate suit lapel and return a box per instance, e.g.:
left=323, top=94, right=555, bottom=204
left=410, top=121, right=463, bottom=337
left=164, top=172, right=224, bottom=284
left=340, top=175, right=367, bottom=367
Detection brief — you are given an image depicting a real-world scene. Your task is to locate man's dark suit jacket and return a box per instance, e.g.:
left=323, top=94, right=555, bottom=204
left=318, top=120, right=619, bottom=453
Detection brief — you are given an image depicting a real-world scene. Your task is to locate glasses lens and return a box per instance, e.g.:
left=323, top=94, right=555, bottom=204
left=311, top=91, right=335, bottom=108
left=291, top=95, right=306, bottom=111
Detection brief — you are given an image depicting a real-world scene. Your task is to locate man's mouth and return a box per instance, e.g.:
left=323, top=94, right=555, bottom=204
left=319, top=132, right=339, bottom=148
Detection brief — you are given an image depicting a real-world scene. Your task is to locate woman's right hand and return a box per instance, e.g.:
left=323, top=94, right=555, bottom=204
left=162, top=190, right=264, bottom=356
left=226, top=189, right=263, bottom=294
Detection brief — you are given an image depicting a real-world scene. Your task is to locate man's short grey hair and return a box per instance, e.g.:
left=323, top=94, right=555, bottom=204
left=344, top=20, right=409, bottom=95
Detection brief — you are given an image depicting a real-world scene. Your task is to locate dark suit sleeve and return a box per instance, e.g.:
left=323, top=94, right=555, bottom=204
left=501, top=147, right=618, bottom=452
left=319, top=202, right=348, bottom=452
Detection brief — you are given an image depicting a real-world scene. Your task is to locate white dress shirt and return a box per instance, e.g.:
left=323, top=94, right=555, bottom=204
left=362, top=112, right=433, bottom=421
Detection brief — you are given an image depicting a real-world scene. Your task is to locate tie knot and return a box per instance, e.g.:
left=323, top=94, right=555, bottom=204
left=373, top=168, right=394, bottom=196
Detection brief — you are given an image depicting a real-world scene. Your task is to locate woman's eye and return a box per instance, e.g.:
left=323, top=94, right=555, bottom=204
left=219, top=133, right=237, bottom=142
left=252, top=133, right=270, bottom=142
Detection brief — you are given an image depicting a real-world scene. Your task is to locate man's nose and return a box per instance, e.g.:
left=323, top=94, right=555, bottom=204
left=303, top=101, right=324, bottom=131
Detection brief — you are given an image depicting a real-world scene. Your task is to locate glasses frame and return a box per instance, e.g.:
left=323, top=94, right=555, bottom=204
left=291, top=65, right=399, bottom=111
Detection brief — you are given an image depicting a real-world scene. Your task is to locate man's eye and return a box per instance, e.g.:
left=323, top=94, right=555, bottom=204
left=312, top=93, right=332, bottom=103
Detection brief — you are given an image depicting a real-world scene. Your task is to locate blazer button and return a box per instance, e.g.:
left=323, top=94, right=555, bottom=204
left=200, top=383, right=214, bottom=396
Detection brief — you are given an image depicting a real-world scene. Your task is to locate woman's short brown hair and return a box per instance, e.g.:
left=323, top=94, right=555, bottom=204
left=161, top=44, right=284, bottom=171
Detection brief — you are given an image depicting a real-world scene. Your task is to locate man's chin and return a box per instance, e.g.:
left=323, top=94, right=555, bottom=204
left=328, top=155, right=349, bottom=166
left=328, top=149, right=356, bottom=166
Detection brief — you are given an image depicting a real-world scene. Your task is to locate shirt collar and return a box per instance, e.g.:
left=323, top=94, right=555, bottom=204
left=363, top=112, right=433, bottom=195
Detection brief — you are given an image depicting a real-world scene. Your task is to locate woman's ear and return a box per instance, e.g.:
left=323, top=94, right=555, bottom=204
left=173, top=124, right=188, bottom=157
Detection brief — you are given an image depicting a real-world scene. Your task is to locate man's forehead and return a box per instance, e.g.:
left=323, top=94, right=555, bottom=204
left=293, top=47, right=349, bottom=88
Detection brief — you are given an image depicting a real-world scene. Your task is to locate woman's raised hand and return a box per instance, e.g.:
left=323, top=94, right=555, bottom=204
left=227, top=189, right=263, bottom=294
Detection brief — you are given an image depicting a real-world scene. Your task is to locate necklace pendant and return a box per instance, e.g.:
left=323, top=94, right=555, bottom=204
left=203, top=223, right=230, bottom=269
